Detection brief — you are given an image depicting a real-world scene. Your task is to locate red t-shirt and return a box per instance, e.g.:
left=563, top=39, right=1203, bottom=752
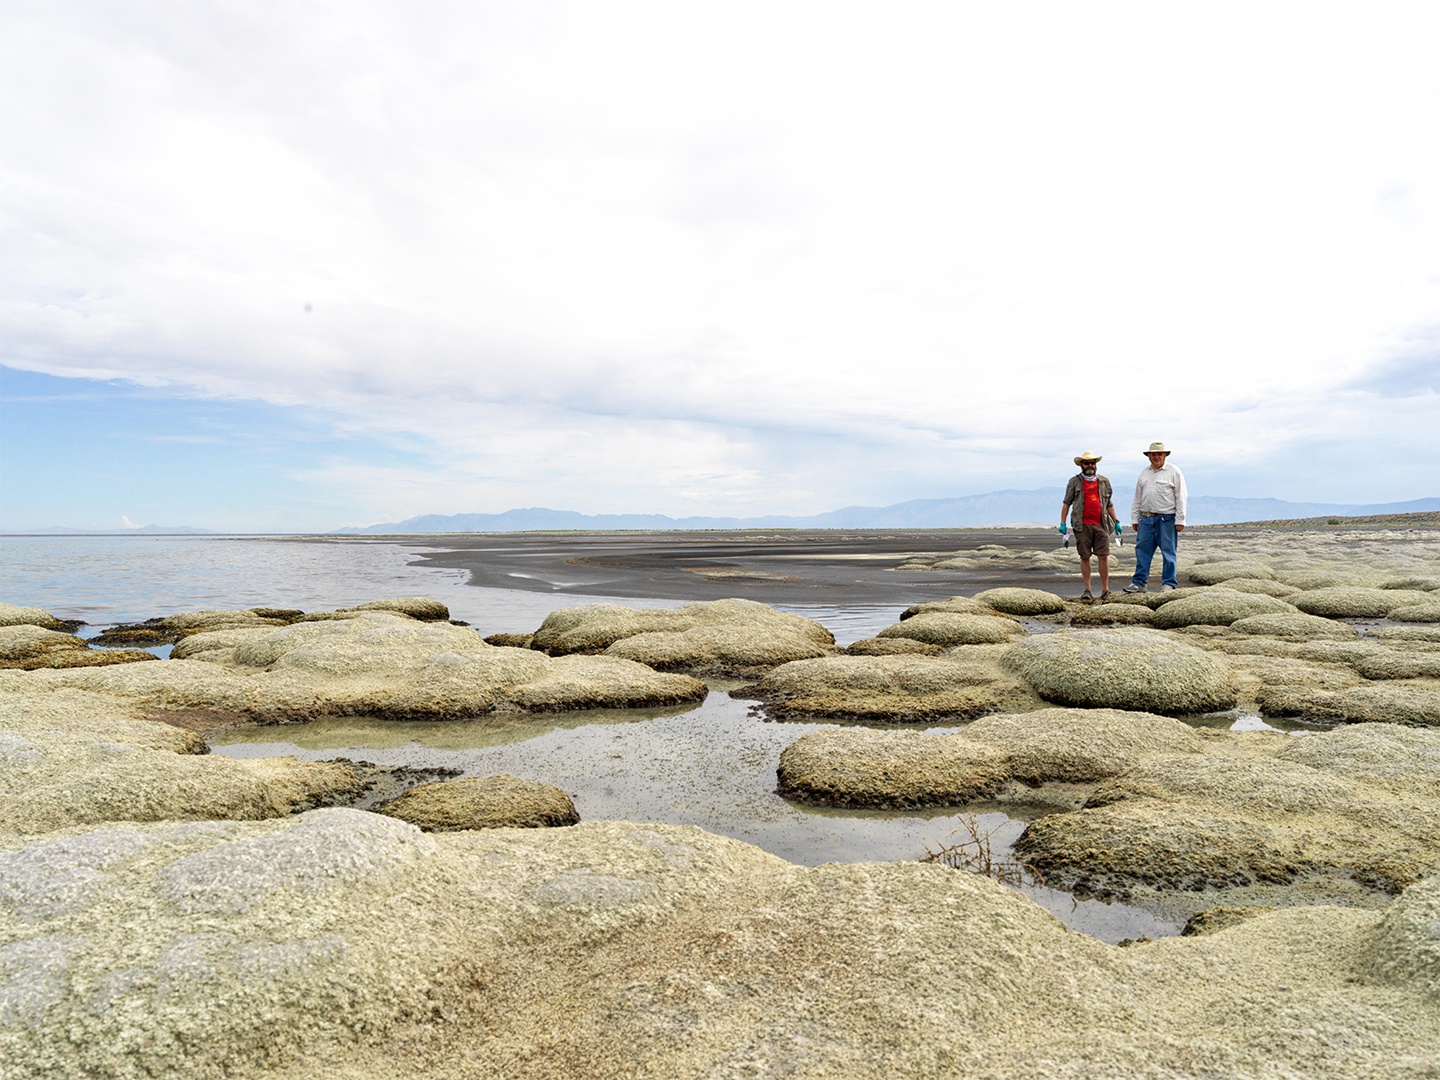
left=1081, top=479, right=1103, bottom=525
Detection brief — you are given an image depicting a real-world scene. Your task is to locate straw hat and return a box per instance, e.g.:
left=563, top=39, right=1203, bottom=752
left=1073, top=450, right=1102, bottom=466
left=1144, top=441, right=1171, bottom=456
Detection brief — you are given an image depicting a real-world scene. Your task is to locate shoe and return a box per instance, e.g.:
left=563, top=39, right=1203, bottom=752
left=1162, top=584, right=1176, bottom=591
left=1099, top=591, right=1110, bottom=602
left=1077, top=589, right=1092, bottom=601
left=1121, top=583, right=1145, bottom=593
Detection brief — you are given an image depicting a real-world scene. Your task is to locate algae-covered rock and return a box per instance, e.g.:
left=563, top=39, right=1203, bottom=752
left=776, top=708, right=1205, bottom=808
left=776, top=727, right=1008, bottom=807
left=970, top=587, right=1066, bottom=616
left=1389, top=602, right=1440, bottom=623
left=530, top=599, right=836, bottom=675
left=1152, top=592, right=1296, bottom=629
left=0, top=626, right=156, bottom=670
left=899, top=596, right=1005, bottom=620
left=1068, top=603, right=1158, bottom=627
left=1291, top=587, right=1418, bottom=619
left=843, top=637, right=943, bottom=656
left=737, top=650, right=1040, bottom=722
left=19, top=613, right=707, bottom=723
left=374, top=775, right=579, bottom=830
left=1018, top=743, right=1440, bottom=896
left=1001, top=628, right=1237, bottom=715
left=0, top=684, right=365, bottom=834
left=1185, top=561, right=1277, bottom=585
left=1257, top=682, right=1440, bottom=726
left=0, top=603, right=71, bottom=631
left=344, top=597, right=451, bottom=621
left=2, top=812, right=1440, bottom=1078
left=1213, top=578, right=1300, bottom=598
left=1368, top=874, right=1440, bottom=1002
left=875, top=612, right=1025, bottom=646
left=1228, top=612, right=1360, bottom=641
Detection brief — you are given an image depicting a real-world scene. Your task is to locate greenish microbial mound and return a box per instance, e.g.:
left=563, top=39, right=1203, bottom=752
left=1068, top=603, right=1157, bottom=627
left=775, top=707, right=1204, bottom=808
left=1152, top=592, right=1296, bottom=629
left=0, top=625, right=156, bottom=670
left=0, top=603, right=71, bottom=630
left=843, top=637, right=942, bottom=656
left=7, top=812, right=1439, bottom=1078
left=375, top=775, right=579, bottom=830
left=1290, top=587, right=1420, bottom=619
left=0, top=683, right=366, bottom=834
left=736, top=648, right=1040, bottom=722
left=529, top=598, right=837, bottom=675
left=899, top=596, right=1003, bottom=620
left=13, top=612, right=707, bottom=723
left=1389, top=602, right=1440, bottom=623
left=875, top=612, right=1024, bottom=646
left=1212, top=578, right=1300, bottom=597
left=1257, top=682, right=1440, bottom=726
left=1227, top=612, right=1360, bottom=641
left=1001, top=628, right=1237, bottom=715
left=970, top=587, right=1067, bottom=616
left=1017, top=726, right=1440, bottom=897
left=1185, top=561, right=1277, bottom=585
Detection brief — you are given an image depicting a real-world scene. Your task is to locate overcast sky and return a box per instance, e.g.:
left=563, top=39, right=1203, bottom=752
left=3, top=2, right=1437, bottom=531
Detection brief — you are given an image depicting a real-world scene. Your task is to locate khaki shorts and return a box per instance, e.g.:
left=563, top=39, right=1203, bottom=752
left=1075, top=523, right=1111, bottom=559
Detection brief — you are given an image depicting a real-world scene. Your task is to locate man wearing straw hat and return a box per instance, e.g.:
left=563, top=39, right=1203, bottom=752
left=1123, top=441, right=1188, bottom=593
left=1059, top=451, right=1119, bottom=601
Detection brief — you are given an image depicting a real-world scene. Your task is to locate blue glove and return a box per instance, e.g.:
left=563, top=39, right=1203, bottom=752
left=1057, top=523, right=1067, bottom=535
left=1113, top=522, right=1122, bottom=537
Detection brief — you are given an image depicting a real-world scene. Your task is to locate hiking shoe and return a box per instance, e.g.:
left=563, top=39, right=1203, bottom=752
left=1099, top=591, right=1110, bottom=602
left=1121, top=583, right=1145, bottom=593
left=1077, top=589, right=1093, bottom=601
left=1162, top=584, right=1177, bottom=591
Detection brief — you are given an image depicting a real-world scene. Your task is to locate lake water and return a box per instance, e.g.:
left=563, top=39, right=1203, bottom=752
left=4, top=534, right=1191, bottom=941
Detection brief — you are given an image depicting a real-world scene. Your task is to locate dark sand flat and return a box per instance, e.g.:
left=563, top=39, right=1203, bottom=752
left=390, top=528, right=1069, bottom=605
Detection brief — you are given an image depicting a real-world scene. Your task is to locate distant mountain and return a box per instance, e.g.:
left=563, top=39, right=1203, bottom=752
left=0, top=524, right=216, bottom=535
left=335, top=493, right=1440, bottom=533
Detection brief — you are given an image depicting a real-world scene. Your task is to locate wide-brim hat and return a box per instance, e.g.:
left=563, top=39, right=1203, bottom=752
left=1073, top=451, right=1102, bottom=465
left=1144, top=441, right=1171, bottom=456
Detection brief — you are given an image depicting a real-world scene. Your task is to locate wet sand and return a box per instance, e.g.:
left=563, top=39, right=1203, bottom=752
left=394, top=528, right=1073, bottom=605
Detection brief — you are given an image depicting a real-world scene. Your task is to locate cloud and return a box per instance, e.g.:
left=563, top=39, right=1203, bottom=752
left=3, top=2, right=1440, bottom=527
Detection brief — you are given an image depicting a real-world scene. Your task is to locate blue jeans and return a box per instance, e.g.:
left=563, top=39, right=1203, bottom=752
left=1132, top=514, right=1179, bottom=588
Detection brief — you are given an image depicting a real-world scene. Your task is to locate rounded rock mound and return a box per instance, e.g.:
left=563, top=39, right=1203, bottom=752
left=970, top=588, right=1066, bottom=616
left=1228, top=612, right=1360, bottom=641
left=0, top=603, right=72, bottom=630
left=1291, top=587, right=1418, bottom=619
left=1152, top=592, right=1297, bottom=629
left=1389, top=603, right=1440, bottom=624
left=1069, top=603, right=1157, bottom=627
left=1185, top=561, right=1276, bottom=585
left=374, top=775, right=579, bottom=830
left=1001, top=628, right=1237, bottom=715
left=530, top=599, right=836, bottom=675
left=876, top=612, right=1024, bottom=647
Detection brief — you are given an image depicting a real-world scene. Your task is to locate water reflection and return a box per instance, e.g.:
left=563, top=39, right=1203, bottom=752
left=212, top=687, right=1183, bottom=943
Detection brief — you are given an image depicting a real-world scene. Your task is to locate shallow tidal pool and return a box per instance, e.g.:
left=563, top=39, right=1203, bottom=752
left=205, top=683, right=1266, bottom=944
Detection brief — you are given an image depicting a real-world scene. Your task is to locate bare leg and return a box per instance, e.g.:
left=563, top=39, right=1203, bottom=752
left=1098, top=554, right=1109, bottom=593
left=1081, top=557, right=1092, bottom=592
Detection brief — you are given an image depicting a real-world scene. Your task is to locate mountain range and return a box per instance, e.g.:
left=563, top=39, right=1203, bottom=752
left=334, top=492, right=1440, bottom=533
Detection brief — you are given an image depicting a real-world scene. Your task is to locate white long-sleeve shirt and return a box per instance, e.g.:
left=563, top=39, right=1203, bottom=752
left=1130, top=462, right=1187, bottom=525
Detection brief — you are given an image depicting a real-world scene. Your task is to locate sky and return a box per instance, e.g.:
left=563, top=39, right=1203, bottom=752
left=2, top=1, right=1438, bottom=532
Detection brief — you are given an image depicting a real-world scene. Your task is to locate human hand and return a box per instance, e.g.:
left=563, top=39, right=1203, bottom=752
left=1113, top=522, right=1122, bottom=537
left=1176, top=524, right=1185, bottom=532
left=1057, top=524, right=1067, bottom=535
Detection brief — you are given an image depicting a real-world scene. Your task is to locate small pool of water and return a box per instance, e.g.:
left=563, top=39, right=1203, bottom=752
left=212, top=685, right=1184, bottom=944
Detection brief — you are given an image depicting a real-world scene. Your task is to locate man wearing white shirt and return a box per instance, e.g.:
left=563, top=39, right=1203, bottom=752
left=1122, top=441, right=1187, bottom=593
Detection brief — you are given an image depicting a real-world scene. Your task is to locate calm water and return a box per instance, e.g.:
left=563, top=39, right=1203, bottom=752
left=5, top=535, right=1191, bottom=941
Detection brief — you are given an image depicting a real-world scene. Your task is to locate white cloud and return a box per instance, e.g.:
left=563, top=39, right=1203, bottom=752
left=3, top=1, right=1439, bottom=521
